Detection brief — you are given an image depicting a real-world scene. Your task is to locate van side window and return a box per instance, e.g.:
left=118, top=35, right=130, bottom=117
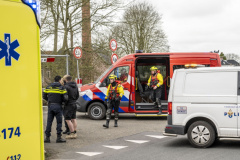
left=184, top=72, right=237, bottom=95
left=108, top=66, right=129, bottom=83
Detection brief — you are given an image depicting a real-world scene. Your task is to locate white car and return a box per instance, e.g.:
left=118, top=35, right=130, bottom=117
left=164, top=67, right=240, bottom=148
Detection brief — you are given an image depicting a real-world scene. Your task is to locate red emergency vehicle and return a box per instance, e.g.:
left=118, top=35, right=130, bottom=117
left=77, top=52, right=221, bottom=119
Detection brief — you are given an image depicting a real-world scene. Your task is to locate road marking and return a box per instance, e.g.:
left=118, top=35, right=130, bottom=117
left=146, top=135, right=167, bottom=139
left=125, top=140, right=149, bottom=144
left=76, top=152, right=103, bottom=157
left=103, top=145, right=128, bottom=150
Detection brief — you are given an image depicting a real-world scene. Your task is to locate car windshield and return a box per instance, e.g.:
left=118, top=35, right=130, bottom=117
left=94, top=65, right=113, bottom=84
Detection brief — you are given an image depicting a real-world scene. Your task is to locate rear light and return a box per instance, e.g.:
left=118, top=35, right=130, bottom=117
left=168, top=102, right=172, bottom=115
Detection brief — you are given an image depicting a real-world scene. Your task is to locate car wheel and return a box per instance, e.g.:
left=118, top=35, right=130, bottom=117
left=187, top=121, right=215, bottom=148
left=88, top=102, right=106, bottom=120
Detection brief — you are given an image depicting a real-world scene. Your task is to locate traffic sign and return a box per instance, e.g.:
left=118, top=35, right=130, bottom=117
left=111, top=53, right=118, bottom=64
left=73, top=47, right=82, bottom=59
left=110, top=39, right=117, bottom=52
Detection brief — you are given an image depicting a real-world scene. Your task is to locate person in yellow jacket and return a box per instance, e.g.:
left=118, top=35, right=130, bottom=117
left=147, top=66, right=163, bottom=114
left=103, top=74, right=124, bottom=128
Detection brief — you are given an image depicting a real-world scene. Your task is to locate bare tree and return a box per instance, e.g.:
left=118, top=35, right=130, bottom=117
left=111, top=2, right=169, bottom=56
left=40, top=0, right=130, bottom=83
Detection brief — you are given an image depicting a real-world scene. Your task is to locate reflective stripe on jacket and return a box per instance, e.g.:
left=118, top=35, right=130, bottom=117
left=105, top=83, right=124, bottom=100
left=43, top=82, right=67, bottom=104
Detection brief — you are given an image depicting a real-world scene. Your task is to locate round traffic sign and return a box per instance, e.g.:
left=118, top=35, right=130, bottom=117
left=110, top=39, right=117, bottom=52
left=73, top=47, right=82, bottom=59
left=111, top=53, right=118, bottom=64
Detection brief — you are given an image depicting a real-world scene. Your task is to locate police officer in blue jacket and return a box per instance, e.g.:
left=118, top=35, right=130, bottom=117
left=43, top=76, right=68, bottom=143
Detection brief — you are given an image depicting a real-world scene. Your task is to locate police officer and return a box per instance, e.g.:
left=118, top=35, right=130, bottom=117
left=147, top=66, right=163, bottom=114
left=103, top=75, right=124, bottom=128
left=43, top=76, right=68, bottom=143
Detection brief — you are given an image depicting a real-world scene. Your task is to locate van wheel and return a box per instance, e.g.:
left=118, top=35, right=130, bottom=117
left=187, top=121, right=215, bottom=148
left=88, top=102, right=106, bottom=120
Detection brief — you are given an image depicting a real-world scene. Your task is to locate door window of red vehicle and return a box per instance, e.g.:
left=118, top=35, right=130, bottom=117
left=108, top=66, right=130, bottom=83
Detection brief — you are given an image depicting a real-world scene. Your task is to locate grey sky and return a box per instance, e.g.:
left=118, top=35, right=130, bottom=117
left=147, top=0, right=240, bottom=54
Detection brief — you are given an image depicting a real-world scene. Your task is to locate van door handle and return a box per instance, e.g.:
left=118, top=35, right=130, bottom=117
left=124, top=88, right=128, bottom=90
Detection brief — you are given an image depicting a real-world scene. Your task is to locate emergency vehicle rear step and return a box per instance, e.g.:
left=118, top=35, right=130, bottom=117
left=136, top=102, right=168, bottom=110
left=135, top=113, right=168, bottom=117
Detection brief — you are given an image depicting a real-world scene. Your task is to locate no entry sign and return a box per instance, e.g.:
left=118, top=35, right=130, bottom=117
left=73, top=47, right=82, bottom=59
left=110, top=39, right=117, bottom=52
left=111, top=53, right=118, bottom=64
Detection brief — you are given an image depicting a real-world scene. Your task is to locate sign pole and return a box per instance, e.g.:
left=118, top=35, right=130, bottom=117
left=66, top=54, right=69, bottom=75
left=77, top=59, right=79, bottom=79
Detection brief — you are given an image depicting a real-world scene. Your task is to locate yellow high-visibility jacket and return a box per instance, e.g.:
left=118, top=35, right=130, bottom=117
left=147, top=73, right=163, bottom=87
left=105, top=83, right=124, bottom=99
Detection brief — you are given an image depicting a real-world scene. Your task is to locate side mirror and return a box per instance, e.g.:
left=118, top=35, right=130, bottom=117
left=100, top=78, right=108, bottom=87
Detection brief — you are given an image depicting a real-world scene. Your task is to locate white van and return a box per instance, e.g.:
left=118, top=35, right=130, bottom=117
left=164, top=67, right=240, bottom=148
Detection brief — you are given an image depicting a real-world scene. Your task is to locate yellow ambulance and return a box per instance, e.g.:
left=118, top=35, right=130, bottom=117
left=0, top=0, right=44, bottom=159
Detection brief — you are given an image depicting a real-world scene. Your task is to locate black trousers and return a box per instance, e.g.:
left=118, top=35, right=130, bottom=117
left=106, top=100, right=120, bottom=120
left=45, top=103, right=63, bottom=137
left=64, top=120, right=69, bottom=131
left=151, top=86, right=162, bottom=105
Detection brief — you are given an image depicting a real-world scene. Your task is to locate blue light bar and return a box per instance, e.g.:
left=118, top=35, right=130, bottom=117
left=22, top=0, right=41, bottom=27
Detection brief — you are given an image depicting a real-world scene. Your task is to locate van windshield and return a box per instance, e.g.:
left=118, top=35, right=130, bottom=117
left=94, top=65, right=113, bottom=84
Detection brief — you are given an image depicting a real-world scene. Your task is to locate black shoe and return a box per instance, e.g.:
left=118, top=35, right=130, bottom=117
left=44, top=136, right=50, bottom=143
left=114, top=120, right=118, bottom=127
left=63, top=130, right=70, bottom=134
left=56, top=135, right=66, bottom=143
left=103, top=120, right=109, bottom=128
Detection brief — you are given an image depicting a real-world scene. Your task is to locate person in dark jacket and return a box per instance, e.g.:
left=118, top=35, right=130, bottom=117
left=43, top=76, right=68, bottom=143
left=64, top=76, right=79, bottom=139
left=60, top=75, right=70, bottom=135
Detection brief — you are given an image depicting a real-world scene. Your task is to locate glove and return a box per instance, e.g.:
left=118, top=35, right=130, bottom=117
left=104, top=100, right=107, bottom=105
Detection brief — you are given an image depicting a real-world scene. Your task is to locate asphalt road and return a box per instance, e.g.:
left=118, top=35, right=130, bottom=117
left=43, top=109, right=240, bottom=160
left=43, top=108, right=168, bottom=159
